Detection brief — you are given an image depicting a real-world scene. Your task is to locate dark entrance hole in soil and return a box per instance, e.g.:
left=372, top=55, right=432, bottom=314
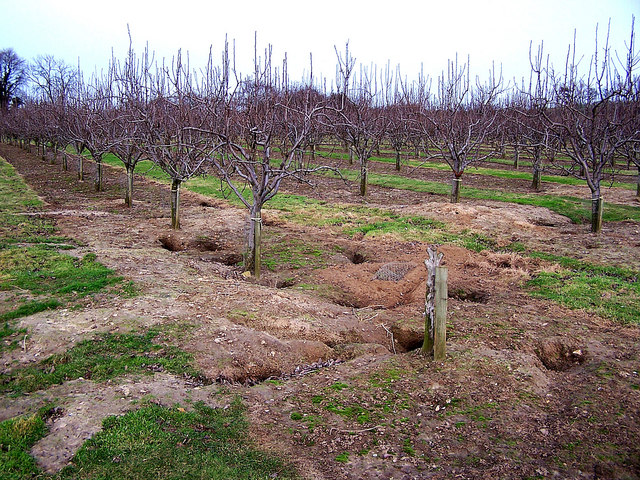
left=158, top=234, right=186, bottom=252
left=391, top=326, right=425, bottom=353
left=276, top=278, right=296, bottom=289
left=535, top=340, right=586, bottom=371
left=450, top=287, right=490, bottom=303
left=346, top=250, right=368, bottom=264
left=189, top=238, right=222, bottom=252
left=199, top=252, right=243, bottom=266
left=199, top=200, right=216, bottom=207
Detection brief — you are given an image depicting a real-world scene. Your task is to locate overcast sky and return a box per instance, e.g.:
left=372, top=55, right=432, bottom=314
left=2, top=0, right=638, bottom=90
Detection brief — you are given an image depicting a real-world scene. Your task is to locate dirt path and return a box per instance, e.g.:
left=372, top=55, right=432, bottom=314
left=1, top=144, right=639, bottom=479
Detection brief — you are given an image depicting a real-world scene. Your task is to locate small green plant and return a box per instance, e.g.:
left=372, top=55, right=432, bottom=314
left=330, top=382, right=350, bottom=391
left=290, top=411, right=303, bottom=421
left=335, top=452, right=350, bottom=463
left=402, top=438, right=416, bottom=456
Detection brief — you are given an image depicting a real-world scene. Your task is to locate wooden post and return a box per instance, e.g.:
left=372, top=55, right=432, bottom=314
left=434, top=266, right=448, bottom=361
left=422, top=248, right=444, bottom=358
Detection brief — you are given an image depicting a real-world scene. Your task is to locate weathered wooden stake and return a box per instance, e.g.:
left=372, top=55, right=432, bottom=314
left=422, top=248, right=444, bottom=358
left=434, top=266, right=448, bottom=361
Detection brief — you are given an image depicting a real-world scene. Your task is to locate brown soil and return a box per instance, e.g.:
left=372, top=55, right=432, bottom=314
left=1, top=144, right=639, bottom=479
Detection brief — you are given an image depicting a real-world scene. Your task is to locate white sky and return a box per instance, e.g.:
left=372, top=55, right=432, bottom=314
left=2, top=0, right=639, bottom=91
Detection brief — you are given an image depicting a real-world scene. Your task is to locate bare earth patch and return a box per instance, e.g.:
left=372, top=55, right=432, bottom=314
left=1, top=144, right=639, bottom=479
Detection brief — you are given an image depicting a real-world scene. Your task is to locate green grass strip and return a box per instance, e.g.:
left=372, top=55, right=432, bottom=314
left=502, top=247, right=640, bottom=324
left=53, top=399, right=298, bottom=480
left=319, top=150, right=637, bottom=190
left=0, top=330, right=201, bottom=395
left=323, top=167, right=640, bottom=224
left=0, top=410, right=48, bottom=479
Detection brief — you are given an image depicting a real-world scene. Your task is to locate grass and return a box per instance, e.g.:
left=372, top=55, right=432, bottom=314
left=320, top=150, right=638, bottom=190
left=526, top=253, right=640, bottom=324
left=53, top=399, right=298, bottom=480
left=0, top=330, right=202, bottom=395
left=0, top=155, right=128, bottom=329
left=0, top=400, right=298, bottom=480
left=322, top=167, right=640, bottom=225
left=0, top=410, right=48, bottom=479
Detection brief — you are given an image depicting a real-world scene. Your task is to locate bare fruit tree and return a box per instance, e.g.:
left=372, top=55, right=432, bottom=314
left=107, top=43, right=152, bottom=207
left=536, top=22, right=639, bottom=232
left=416, top=56, right=503, bottom=203
left=138, top=51, right=213, bottom=229
left=211, top=42, right=333, bottom=277
left=331, top=44, right=389, bottom=196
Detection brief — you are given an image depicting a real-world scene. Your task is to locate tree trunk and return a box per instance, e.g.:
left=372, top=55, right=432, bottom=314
left=41, top=143, right=47, bottom=161
left=395, top=150, right=401, bottom=171
left=450, top=177, right=462, bottom=203
left=78, top=155, right=84, bottom=181
left=532, top=150, right=542, bottom=191
left=359, top=159, right=368, bottom=196
left=311, top=143, right=316, bottom=161
left=591, top=194, right=603, bottom=234
left=532, top=168, right=542, bottom=191
left=513, top=145, right=519, bottom=170
left=245, top=206, right=262, bottom=278
left=62, top=152, right=68, bottom=171
left=636, top=166, right=640, bottom=198
left=94, top=159, right=103, bottom=192
left=170, top=178, right=181, bottom=230
left=125, top=165, right=135, bottom=207
left=348, top=146, right=354, bottom=165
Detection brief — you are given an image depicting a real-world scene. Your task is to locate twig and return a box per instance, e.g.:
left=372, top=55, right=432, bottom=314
left=330, top=424, right=384, bottom=434
left=22, top=335, right=27, bottom=352
left=380, top=323, right=396, bottom=354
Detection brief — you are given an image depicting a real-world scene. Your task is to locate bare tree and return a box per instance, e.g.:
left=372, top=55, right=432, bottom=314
left=0, top=48, right=27, bottom=111
left=211, top=41, right=332, bottom=277
left=536, top=21, right=639, bottom=232
left=138, top=51, right=212, bottom=229
left=29, top=55, right=78, bottom=167
left=67, top=77, right=113, bottom=192
left=332, top=44, right=389, bottom=196
left=108, top=42, right=153, bottom=207
left=416, top=56, right=503, bottom=203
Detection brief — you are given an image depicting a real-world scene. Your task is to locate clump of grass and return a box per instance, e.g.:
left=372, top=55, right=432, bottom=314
left=0, top=411, right=48, bottom=479
left=55, top=399, right=298, bottom=480
left=0, top=330, right=202, bottom=395
left=261, top=234, right=328, bottom=271
left=527, top=268, right=640, bottom=324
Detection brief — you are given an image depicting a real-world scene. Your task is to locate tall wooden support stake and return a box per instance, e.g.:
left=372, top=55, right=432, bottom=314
left=434, top=266, right=448, bottom=361
left=422, top=248, right=444, bottom=358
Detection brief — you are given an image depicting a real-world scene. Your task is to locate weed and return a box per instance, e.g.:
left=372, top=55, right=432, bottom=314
left=402, top=438, right=416, bottom=456
left=335, top=452, right=350, bottom=463
left=290, top=411, right=303, bottom=420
